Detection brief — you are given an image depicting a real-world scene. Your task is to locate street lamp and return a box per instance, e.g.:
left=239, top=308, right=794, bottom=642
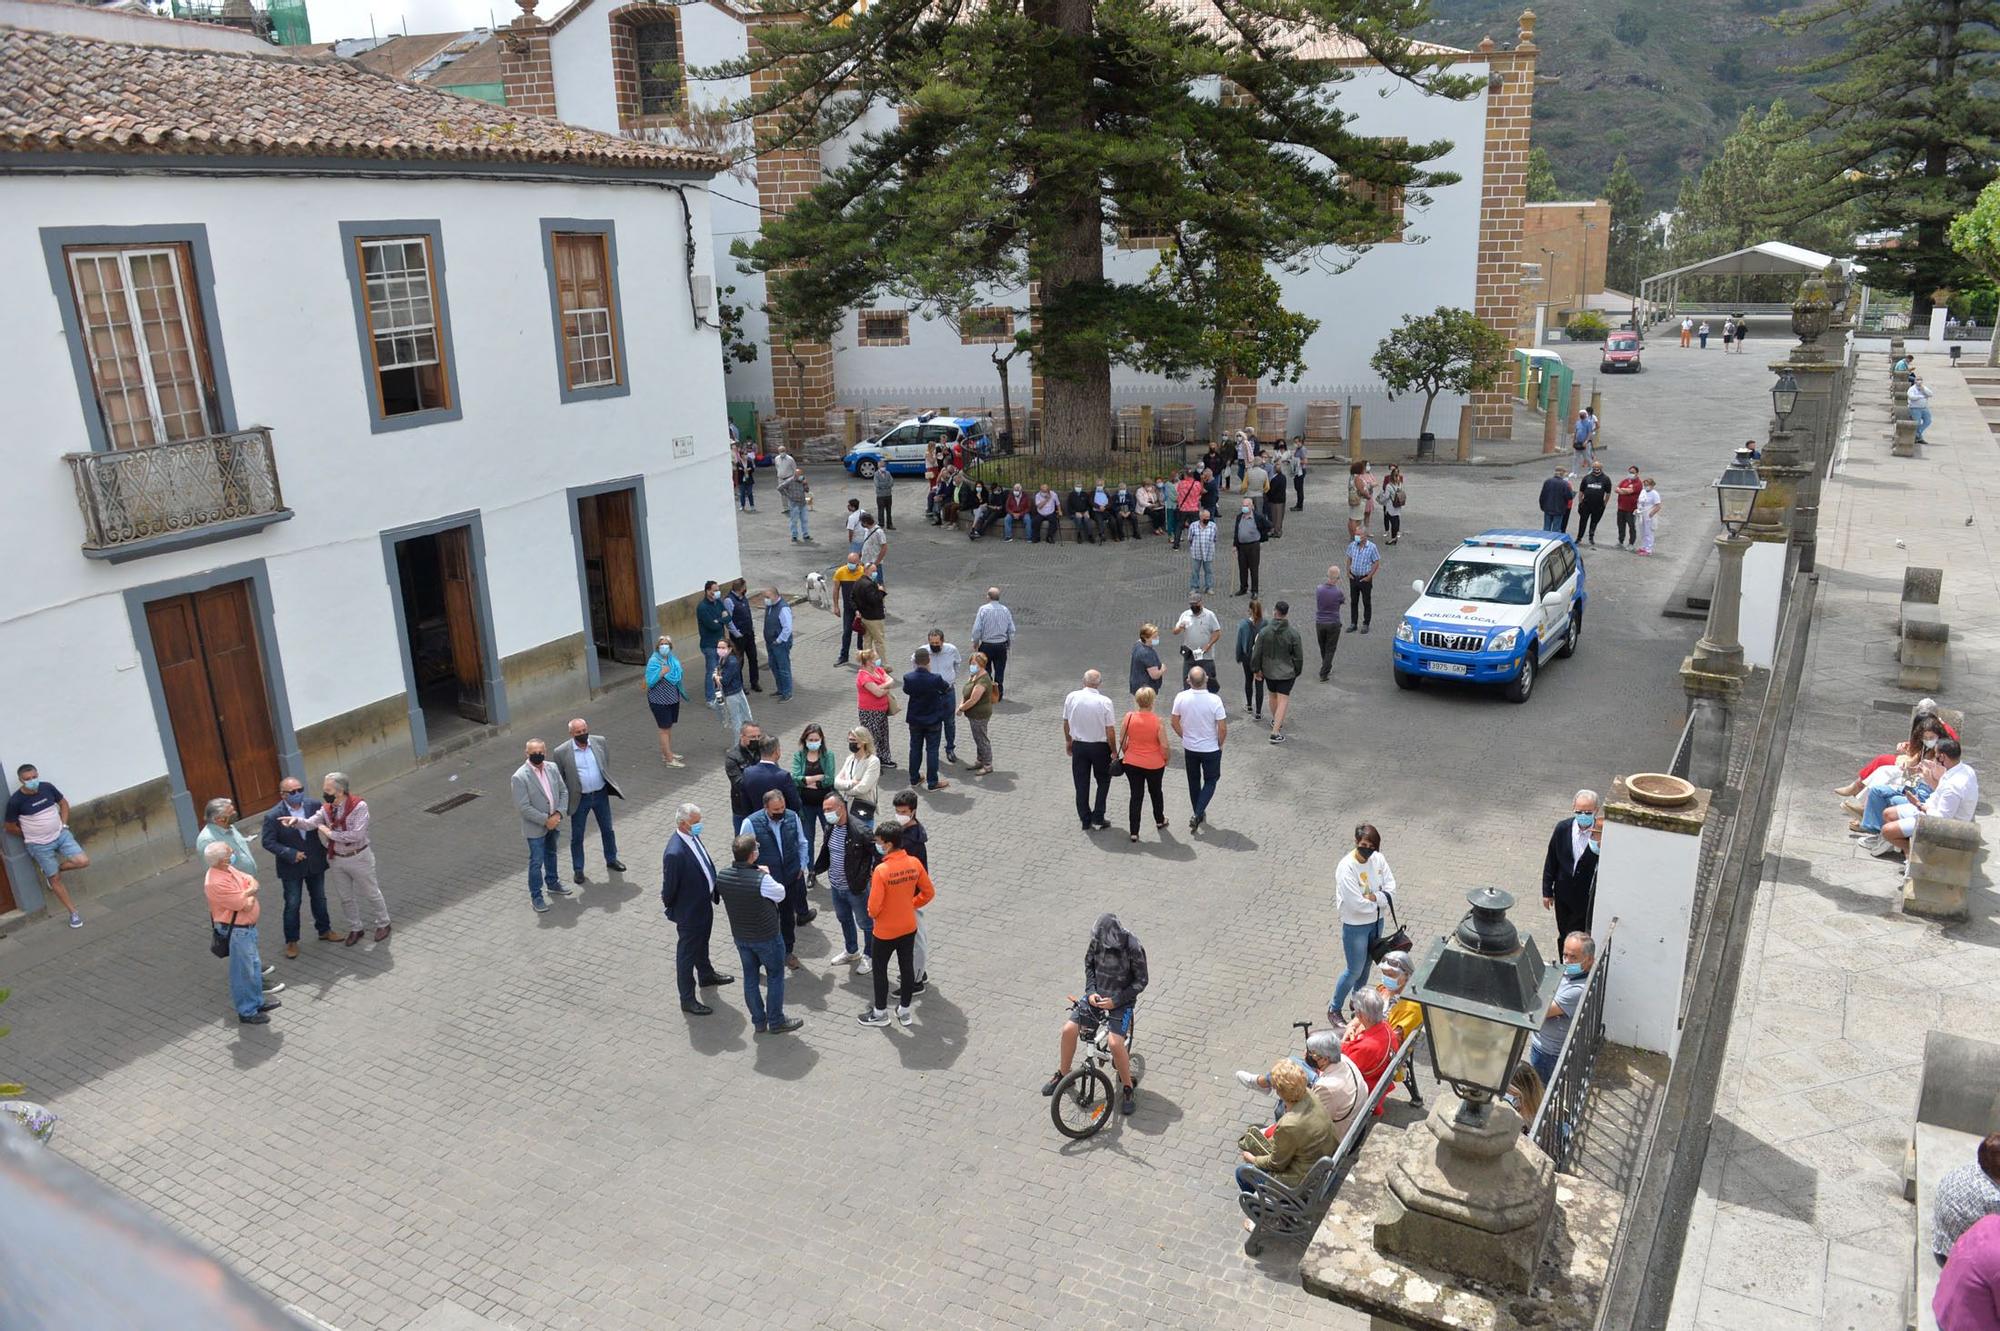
left=1405, top=888, right=1558, bottom=1126
left=1713, top=447, right=1766, bottom=536
left=1770, top=369, right=1799, bottom=435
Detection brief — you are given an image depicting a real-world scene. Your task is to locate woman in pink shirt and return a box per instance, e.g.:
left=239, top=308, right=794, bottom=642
left=1939, top=1214, right=2000, bottom=1331
left=855, top=648, right=899, bottom=771
left=203, top=841, right=278, bottom=1025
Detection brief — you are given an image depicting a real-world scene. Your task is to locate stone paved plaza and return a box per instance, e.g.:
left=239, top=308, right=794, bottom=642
left=0, top=343, right=1776, bottom=1330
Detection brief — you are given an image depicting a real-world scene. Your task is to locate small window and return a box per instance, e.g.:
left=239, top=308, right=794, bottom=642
left=958, top=307, right=1015, bottom=344
left=64, top=243, right=220, bottom=448
left=858, top=310, right=910, bottom=347
left=357, top=236, right=450, bottom=418
left=1117, top=222, right=1175, bottom=250
left=551, top=232, right=622, bottom=390
left=631, top=20, right=683, bottom=115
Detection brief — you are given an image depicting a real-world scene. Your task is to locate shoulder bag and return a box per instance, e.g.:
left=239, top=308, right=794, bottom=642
left=209, top=910, right=239, bottom=958
left=1367, top=897, right=1414, bottom=963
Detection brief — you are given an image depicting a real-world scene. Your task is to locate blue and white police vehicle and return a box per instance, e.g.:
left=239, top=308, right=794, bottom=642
left=841, top=412, right=991, bottom=479
left=1391, top=529, right=1586, bottom=703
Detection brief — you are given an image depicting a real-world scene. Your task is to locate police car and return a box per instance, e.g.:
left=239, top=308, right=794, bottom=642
left=841, top=412, right=991, bottom=479
left=1391, top=529, right=1585, bottom=703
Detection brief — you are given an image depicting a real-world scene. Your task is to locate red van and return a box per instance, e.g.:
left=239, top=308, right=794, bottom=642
left=1600, top=333, right=1643, bottom=373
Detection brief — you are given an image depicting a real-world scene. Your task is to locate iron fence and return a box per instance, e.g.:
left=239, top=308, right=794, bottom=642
left=1669, top=712, right=1697, bottom=781
left=1528, top=943, right=1611, bottom=1173
left=65, top=427, right=285, bottom=553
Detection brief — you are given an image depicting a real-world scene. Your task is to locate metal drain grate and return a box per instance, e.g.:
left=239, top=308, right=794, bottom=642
left=425, top=791, right=482, bottom=815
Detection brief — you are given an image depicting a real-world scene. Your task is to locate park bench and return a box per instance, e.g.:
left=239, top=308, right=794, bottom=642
left=1902, top=1031, right=2000, bottom=1331
left=1896, top=569, right=1948, bottom=691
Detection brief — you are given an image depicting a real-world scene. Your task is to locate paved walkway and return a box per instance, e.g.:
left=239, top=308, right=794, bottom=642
left=1667, top=352, right=2000, bottom=1330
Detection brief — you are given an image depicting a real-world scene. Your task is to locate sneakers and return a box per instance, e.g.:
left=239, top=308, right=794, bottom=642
left=896, top=1005, right=913, bottom=1027
left=263, top=981, right=286, bottom=996
left=547, top=884, right=575, bottom=898
left=1121, top=1087, right=1136, bottom=1115
left=1234, top=1069, right=1261, bottom=1089
left=1040, top=1071, right=1065, bottom=1096
left=857, top=1008, right=891, bottom=1027
left=67, top=912, right=83, bottom=929
left=829, top=951, right=859, bottom=966
left=533, top=899, right=550, bottom=913
left=763, top=1016, right=805, bottom=1034
left=856, top=956, right=873, bottom=975
left=1269, top=731, right=1286, bottom=743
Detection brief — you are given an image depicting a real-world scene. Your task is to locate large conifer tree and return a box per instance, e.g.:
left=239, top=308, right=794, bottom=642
left=714, top=0, right=1473, bottom=459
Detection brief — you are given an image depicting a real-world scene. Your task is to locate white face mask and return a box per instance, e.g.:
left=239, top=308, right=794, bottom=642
left=893, top=811, right=912, bottom=825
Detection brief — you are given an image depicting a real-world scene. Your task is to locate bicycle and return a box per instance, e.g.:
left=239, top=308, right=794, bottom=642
left=1049, top=998, right=1135, bottom=1140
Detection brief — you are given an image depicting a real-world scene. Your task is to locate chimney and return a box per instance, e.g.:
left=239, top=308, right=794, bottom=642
left=500, top=0, right=556, bottom=116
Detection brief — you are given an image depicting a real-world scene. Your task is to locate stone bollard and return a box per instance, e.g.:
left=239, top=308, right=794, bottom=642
left=1899, top=607, right=1948, bottom=688
left=1905, top=819, right=1981, bottom=921
left=1456, top=402, right=1474, bottom=462
left=1894, top=418, right=1919, bottom=456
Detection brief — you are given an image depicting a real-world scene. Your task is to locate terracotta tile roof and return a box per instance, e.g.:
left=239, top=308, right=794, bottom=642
left=352, top=30, right=467, bottom=80
left=427, top=35, right=504, bottom=89
left=0, top=25, right=725, bottom=173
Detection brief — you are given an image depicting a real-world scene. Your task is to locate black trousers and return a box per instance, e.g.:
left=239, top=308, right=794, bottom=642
left=1577, top=503, right=1605, bottom=542
left=778, top=873, right=806, bottom=957
left=1125, top=765, right=1165, bottom=834
left=1236, top=543, right=1261, bottom=594
left=876, top=495, right=893, bottom=530
left=1243, top=669, right=1265, bottom=716
left=730, top=631, right=761, bottom=690
left=1615, top=510, right=1637, bottom=545
left=976, top=640, right=1009, bottom=693
left=871, top=930, right=917, bottom=1010
left=1384, top=513, right=1401, bottom=541
left=1071, top=740, right=1112, bottom=827
left=675, top=914, right=720, bottom=1001
left=1315, top=623, right=1342, bottom=678
left=1551, top=890, right=1593, bottom=953
left=1349, top=578, right=1373, bottom=628
left=1293, top=474, right=1304, bottom=509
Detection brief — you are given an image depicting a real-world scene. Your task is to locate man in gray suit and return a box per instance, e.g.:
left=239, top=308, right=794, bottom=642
left=552, top=716, right=625, bottom=885
left=511, top=738, right=570, bottom=913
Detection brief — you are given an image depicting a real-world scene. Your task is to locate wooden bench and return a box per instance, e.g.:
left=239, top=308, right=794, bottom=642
left=1903, top=1031, right=2000, bottom=1330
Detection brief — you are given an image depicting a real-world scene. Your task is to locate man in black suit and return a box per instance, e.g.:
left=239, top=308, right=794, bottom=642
left=661, top=802, right=733, bottom=1015
left=1541, top=788, right=1602, bottom=948
left=259, top=776, right=338, bottom=959
left=723, top=722, right=765, bottom=824
left=738, top=736, right=801, bottom=821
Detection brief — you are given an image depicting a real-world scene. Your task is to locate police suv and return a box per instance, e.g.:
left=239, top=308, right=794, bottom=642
left=1391, top=529, right=1586, bottom=703
left=841, top=412, right=991, bottom=479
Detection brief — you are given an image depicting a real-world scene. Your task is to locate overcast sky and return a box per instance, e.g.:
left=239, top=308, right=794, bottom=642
left=304, top=0, right=509, bottom=43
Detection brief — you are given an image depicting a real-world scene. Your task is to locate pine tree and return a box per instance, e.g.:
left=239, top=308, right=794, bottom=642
left=1526, top=146, right=1562, bottom=203
left=714, top=0, right=1474, bottom=461
left=1781, top=0, right=2000, bottom=322
left=1603, top=154, right=1657, bottom=295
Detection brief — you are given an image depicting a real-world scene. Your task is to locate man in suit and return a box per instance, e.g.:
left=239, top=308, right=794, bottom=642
left=259, top=775, right=339, bottom=959
left=661, top=802, right=733, bottom=1015
left=723, top=722, right=766, bottom=824
left=552, top=717, right=625, bottom=885
left=741, top=787, right=811, bottom=969
left=510, top=739, right=571, bottom=914
left=1541, top=788, right=1602, bottom=947
left=902, top=646, right=955, bottom=792
left=738, top=735, right=802, bottom=822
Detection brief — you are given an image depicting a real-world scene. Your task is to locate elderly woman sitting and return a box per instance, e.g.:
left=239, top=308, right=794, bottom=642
left=1836, top=706, right=1955, bottom=799
left=1233, top=1029, right=1368, bottom=1144
left=1347, top=950, right=1425, bottom=1107
left=1341, top=988, right=1401, bottom=1117
left=1235, top=1058, right=1342, bottom=1206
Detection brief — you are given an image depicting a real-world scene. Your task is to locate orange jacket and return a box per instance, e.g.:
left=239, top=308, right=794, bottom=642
left=866, top=849, right=934, bottom=939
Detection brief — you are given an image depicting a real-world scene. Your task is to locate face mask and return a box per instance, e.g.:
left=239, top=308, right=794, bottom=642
left=22, top=779, right=41, bottom=792
left=529, top=752, right=545, bottom=766
left=323, top=790, right=338, bottom=803
left=573, top=733, right=589, bottom=748
left=1924, top=737, right=1938, bottom=750
left=689, top=821, right=703, bottom=838
left=894, top=811, right=912, bottom=825
left=1575, top=811, right=1595, bottom=829
left=284, top=792, right=303, bottom=806
left=706, top=590, right=718, bottom=600
left=1382, top=973, right=1403, bottom=993
left=970, top=664, right=981, bottom=674
left=1355, top=844, right=1373, bottom=859
left=849, top=741, right=861, bottom=753
left=657, top=644, right=672, bottom=656
left=1563, top=963, right=1586, bottom=979
left=823, top=810, right=839, bottom=825
left=807, top=739, right=822, bottom=751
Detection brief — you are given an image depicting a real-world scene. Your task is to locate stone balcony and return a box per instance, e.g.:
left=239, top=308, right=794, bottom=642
left=65, top=426, right=293, bottom=562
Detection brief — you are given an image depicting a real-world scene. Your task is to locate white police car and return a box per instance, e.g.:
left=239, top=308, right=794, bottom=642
left=842, top=412, right=991, bottom=479
left=1391, top=529, right=1585, bottom=703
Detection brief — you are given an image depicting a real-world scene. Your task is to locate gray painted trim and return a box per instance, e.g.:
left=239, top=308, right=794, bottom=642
left=337, top=220, right=465, bottom=435
left=120, top=559, right=306, bottom=848
left=1, top=153, right=721, bottom=186
left=39, top=223, right=240, bottom=455
left=377, top=510, right=510, bottom=760
left=86, top=508, right=293, bottom=563
left=564, top=476, right=659, bottom=693
left=539, top=219, right=632, bottom=405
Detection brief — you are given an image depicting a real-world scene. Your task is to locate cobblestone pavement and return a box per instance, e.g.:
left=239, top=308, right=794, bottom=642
left=0, top=341, right=1771, bottom=1331
left=1667, top=351, right=2000, bottom=1331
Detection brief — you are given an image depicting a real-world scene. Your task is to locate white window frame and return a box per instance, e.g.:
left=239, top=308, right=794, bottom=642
left=358, top=237, right=444, bottom=377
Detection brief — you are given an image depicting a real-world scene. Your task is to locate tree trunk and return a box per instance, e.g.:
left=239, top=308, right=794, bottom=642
left=994, top=351, right=1016, bottom=452
left=1025, top=0, right=1111, bottom=466
left=1912, top=0, right=1961, bottom=327
left=1208, top=371, right=1230, bottom=446
left=1418, top=391, right=1436, bottom=439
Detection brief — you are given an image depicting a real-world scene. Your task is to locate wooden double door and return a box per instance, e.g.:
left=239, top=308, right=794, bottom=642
left=393, top=525, right=490, bottom=725
left=578, top=488, right=647, bottom=666
left=145, top=580, right=282, bottom=820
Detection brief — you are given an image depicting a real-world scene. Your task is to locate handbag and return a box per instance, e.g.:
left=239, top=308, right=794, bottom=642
left=209, top=911, right=239, bottom=958
left=1368, top=899, right=1414, bottom=963
left=851, top=798, right=878, bottom=822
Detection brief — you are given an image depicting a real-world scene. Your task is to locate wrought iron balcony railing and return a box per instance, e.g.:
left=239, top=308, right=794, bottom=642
left=65, top=427, right=291, bottom=560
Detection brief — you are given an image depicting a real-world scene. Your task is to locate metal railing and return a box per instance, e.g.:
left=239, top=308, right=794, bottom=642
left=66, top=427, right=286, bottom=553
left=1670, top=711, right=1697, bottom=780
left=1528, top=944, right=1611, bottom=1172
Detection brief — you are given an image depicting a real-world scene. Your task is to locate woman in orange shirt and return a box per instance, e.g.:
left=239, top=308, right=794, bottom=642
left=859, top=822, right=934, bottom=1028
left=1118, top=686, right=1171, bottom=842
left=203, top=841, right=279, bottom=1025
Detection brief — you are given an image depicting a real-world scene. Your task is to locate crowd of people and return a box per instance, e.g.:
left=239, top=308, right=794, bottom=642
left=1835, top=700, right=1979, bottom=862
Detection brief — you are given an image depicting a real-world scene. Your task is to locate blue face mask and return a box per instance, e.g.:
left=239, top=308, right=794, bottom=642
left=21, top=779, right=39, bottom=792
left=823, top=810, right=839, bottom=825
left=1574, top=811, right=1595, bottom=829
left=284, top=792, right=304, bottom=807
left=1563, top=962, right=1586, bottom=979
left=688, top=821, right=704, bottom=839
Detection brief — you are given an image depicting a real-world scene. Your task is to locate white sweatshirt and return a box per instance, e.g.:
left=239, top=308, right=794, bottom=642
left=1334, top=851, right=1397, bottom=925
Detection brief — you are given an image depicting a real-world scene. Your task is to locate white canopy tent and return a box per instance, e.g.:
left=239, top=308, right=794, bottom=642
left=1638, top=242, right=1864, bottom=328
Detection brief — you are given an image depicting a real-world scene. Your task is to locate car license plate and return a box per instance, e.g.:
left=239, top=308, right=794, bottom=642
left=1426, top=661, right=1469, bottom=676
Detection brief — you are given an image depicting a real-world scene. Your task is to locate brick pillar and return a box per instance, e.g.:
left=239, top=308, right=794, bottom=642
left=750, top=26, right=835, bottom=427
left=1470, top=17, right=1539, bottom=440
left=498, top=0, right=556, bottom=116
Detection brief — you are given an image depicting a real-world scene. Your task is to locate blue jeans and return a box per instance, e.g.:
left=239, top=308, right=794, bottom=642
left=831, top=884, right=874, bottom=954
left=1004, top=513, right=1030, bottom=540
left=700, top=645, right=720, bottom=702
left=1183, top=749, right=1222, bottom=818
left=526, top=829, right=560, bottom=905
left=1541, top=512, right=1565, bottom=532
left=719, top=690, right=752, bottom=736
left=280, top=872, right=331, bottom=944
left=1330, top=918, right=1380, bottom=1016
left=570, top=789, right=618, bottom=872
left=1912, top=405, right=1933, bottom=439
left=943, top=710, right=958, bottom=757
left=909, top=722, right=943, bottom=787
left=767, top=640, right=794, bottom=698
left=1860, top=784, right=1926, bottom=833
left=225, top=921, right=264, bottom=1018
left=735, top=935, right=788, bottom=1028
left=1528, top=1040, right=1559, bottom=1088
left=1190, top=557, right=1213, bottom=592
left=787, top=501, right=810, bottom=539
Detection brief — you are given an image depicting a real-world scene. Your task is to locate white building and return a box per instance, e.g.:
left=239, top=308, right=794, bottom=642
left=0, top=24, right=734, bottom=914
left=496, top=0, right=1541, bottom=441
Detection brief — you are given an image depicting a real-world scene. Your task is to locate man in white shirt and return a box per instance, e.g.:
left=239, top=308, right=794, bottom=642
left=1173, top=593, right=1223, bottom=692
left=1873, top=739, right=1978, bottom=858
left=970, top=586, right=1018, bottom=699
left=919, top=628, right=965, bottom=764
left=1062, top=670, right=1118, bottom=832
left=554, top=717, right=625, bottom=886
left=1171, top=670, right=1229, bottom=832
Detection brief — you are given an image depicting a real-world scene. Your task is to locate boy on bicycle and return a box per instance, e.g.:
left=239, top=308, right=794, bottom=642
left=1040, top=914, right=1148, bottom=1115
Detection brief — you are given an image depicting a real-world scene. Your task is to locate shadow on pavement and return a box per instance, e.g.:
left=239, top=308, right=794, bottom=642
left=684, top=998, right=751, bottom=1056
left=751, top=1029, right=821, bottom=1080
left=229, top=1025, right=284, bottom=1069
left=893, top=985, right=967, bottom=1072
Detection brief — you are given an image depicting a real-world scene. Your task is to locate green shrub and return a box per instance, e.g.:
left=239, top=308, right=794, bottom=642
left=1566, top=311, right=1611, bottom=342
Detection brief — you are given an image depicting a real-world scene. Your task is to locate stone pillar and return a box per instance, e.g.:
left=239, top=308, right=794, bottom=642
left=749, top=23, right=836, bottom=428
left=498, top=0, right=557, bottom=116
left=1456, top=402, right=1474, bottom=462
left=1692, top=531, right=1750, bottom=675
left=1929, top=305, right=1949, bottom=343
left=1469, top=19, right=1539, bottom=441
left=1372, top=1093, right=1555, bottom=1293
left=1541, top=377, right=1568, bottom=454
left=1905, top=820, right=1979, bottom=921
left=1347, top=403, right=1363, bottom=462
left=1678, top=662, right=1743, bottom=791
left=1785, top=360, right=1841, bottom=574
left=1596, top=781, right=1710, bottom=1057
